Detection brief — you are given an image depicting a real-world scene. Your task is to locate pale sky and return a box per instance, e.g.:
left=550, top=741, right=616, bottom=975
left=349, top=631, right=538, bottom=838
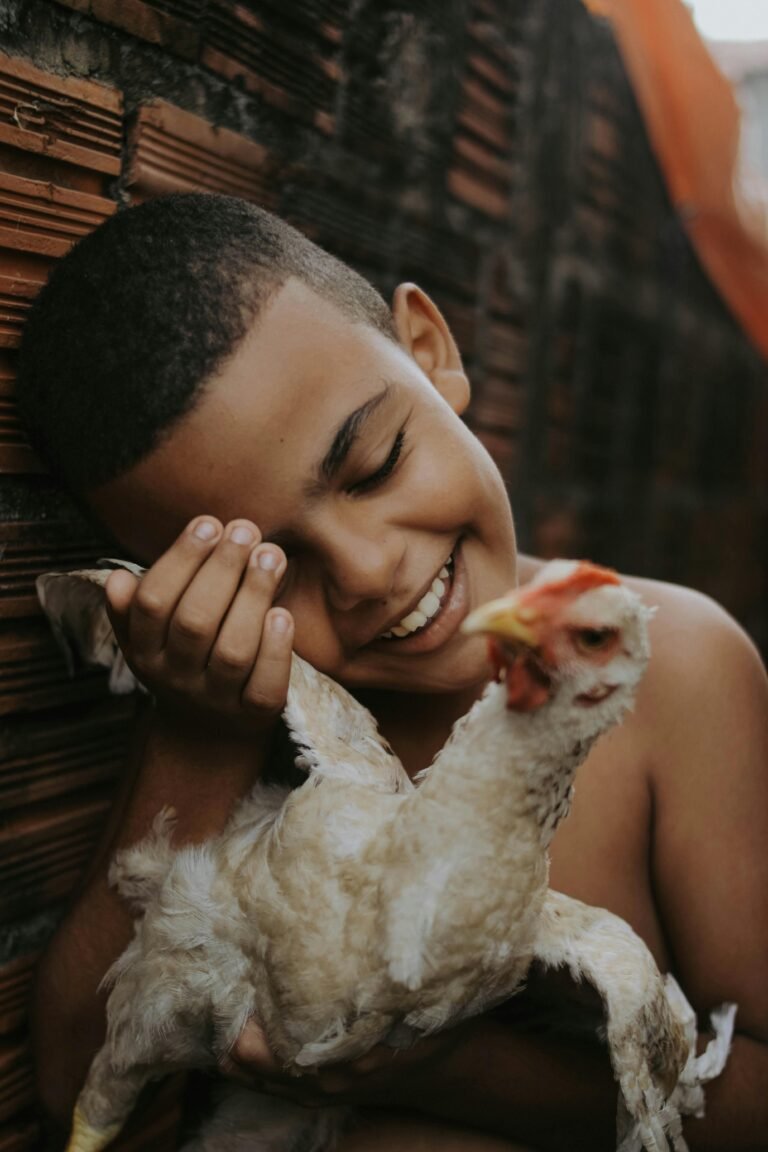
left=687, top=0, right=768, bottom=42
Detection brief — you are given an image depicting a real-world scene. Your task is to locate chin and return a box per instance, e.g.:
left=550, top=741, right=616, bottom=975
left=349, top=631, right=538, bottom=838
left=361, top=639, right=492, bottom=696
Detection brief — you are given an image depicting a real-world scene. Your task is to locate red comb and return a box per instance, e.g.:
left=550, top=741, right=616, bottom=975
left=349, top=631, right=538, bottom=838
left=516, top=561, right=620, bottom=614
left=554, top=561, right=620, bottom=594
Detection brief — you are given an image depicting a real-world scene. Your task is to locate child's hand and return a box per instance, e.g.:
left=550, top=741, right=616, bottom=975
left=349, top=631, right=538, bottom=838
left=104, top=517, right=293, bottom=732
left=221, top=1018, right=473, bottom=1108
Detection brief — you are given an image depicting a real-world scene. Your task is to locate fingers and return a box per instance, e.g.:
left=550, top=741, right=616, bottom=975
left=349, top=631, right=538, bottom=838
left=168, top=522, right=272, bottom=673
left=205, top=548, right=293, bottom=712
left=315, top=1044, right=396, bottom=1096
left=105, top=568, right=139, bottom=654
left=221, top=1026, right=437, bottom=1110
left=310, top=1033, right=459, bottom=1103
left=239, top=608, right=294, bottom=714
left=224, top=1021, right=355, bottom=1105
left=108, top=517, right=294, bottom=721
left=231, top=1020, right=280, bottom=1072
left=131, top=517, right=228, bottom=663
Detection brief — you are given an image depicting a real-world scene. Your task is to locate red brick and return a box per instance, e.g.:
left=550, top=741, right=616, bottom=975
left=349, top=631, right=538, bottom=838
left=127, top=99, right=280, bottom=206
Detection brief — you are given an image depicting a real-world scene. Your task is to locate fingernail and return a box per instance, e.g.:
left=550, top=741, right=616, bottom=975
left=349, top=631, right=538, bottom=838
left=230, top=525, right=254, bottom=546
left=194, top=520, right=218, bottom=541
left=257, top=548, right=279, bottom=571
left=270, top=612, right=291, bottom=634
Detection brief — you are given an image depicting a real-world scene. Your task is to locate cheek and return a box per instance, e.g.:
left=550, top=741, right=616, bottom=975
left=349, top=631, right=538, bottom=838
left=447, top=424, right=513, bottom=520
left=411, top=421, right=504, bottom=522
left=277, top=580, right=338, bottom=672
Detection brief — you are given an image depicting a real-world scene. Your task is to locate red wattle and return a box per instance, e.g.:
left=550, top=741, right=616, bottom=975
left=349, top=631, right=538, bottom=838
left=505, top=653, right=552, bottom=712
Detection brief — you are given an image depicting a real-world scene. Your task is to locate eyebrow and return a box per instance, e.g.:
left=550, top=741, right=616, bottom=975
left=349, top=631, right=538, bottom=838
left=306, top=381, right=393, bottom=496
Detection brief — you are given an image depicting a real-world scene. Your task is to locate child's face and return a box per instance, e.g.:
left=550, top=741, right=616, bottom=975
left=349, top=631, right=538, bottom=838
left=91, top=279, right=517, bottom=695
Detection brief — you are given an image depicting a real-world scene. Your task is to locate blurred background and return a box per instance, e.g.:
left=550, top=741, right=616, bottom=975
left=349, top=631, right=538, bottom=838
left=0, top=0, right=766, bottom=1147
left=690, top=1, right=768, bottom=205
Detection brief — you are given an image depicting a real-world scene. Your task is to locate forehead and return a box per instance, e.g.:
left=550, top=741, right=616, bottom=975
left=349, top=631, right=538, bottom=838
left=90, top=279, right=414, bottom=559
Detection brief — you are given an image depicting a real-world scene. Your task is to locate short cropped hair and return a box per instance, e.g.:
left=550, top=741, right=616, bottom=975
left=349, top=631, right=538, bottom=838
left=17, top=193, right=396, bottom=492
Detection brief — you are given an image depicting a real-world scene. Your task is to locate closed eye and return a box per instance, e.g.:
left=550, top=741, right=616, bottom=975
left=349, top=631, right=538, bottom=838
left=348, top=429, right=405, bottom=495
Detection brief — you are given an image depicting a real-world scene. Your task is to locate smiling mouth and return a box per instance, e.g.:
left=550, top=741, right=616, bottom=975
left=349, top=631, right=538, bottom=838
left=379, top=553, right=455, bottom=640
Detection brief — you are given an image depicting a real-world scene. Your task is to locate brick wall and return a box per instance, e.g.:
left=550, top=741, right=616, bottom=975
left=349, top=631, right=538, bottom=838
left=0, top=0, right=766, bottom=1147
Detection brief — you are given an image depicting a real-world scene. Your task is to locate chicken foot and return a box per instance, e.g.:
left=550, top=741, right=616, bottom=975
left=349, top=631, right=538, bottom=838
left=65, top=1048, right=152, bottom=1152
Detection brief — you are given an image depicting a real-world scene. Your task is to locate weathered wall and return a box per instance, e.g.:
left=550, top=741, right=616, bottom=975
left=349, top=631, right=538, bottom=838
left=0, top=1, right=766, bottom=1147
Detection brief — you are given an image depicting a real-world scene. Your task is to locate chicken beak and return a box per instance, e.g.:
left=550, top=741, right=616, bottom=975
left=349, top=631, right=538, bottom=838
left=461, top=594, right=539, bottom=648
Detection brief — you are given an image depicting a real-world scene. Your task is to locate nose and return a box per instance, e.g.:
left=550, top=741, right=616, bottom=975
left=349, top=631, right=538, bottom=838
left=322, top=527, right=404, bottom=613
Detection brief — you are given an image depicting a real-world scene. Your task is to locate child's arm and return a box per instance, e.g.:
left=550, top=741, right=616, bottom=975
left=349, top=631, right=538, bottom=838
left=32, top=518, right=292, bottom=1131
left=230, top=1010, right=619, bottom=1151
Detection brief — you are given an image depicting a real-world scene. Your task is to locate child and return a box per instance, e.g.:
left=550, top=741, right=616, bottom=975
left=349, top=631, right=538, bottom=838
left=18, top=194, right=768, bottom=1151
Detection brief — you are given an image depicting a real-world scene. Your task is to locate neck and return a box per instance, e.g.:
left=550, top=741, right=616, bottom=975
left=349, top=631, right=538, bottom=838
left=415, top=681, right=603, bottom=847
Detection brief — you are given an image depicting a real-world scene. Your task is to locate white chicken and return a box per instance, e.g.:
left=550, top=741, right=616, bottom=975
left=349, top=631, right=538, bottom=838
left=36, top=560, right=735, bottom=1152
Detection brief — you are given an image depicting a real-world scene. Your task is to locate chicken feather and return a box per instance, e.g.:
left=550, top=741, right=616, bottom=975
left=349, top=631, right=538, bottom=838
left=35, top=561, right=735, bottom=1152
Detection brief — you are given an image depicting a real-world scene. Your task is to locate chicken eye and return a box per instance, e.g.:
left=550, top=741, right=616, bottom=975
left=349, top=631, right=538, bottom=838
left=573, top=627, right=619, bottom=654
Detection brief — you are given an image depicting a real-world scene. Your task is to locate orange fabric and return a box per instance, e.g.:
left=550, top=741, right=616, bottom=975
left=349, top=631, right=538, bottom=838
left=581, top=0, right=768, bottom=360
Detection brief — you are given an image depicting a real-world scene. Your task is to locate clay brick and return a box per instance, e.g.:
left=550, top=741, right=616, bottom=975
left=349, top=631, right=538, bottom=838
left=449, top=168, right=509, bottom=219
left=470, top=375, right=524, bottom=435
left=0, top=171, right=114, bottom=260
left=0, top=519, right=109, bottom=619
left=532, top=500, right=585, bottom=561
left=0, top=275, right=41, bottom=351
left=0, top=365, right=41, bottom=476
left=468, top=47, right=516, bottom=96
left=483, top=320, right=526, bottom=373
left=454, top=133, right=514, bottom=189
left=1, top=698, right=134, bottom=810
left=450, top=37, right=515, bottom=220
left=55, top=0, right=203, bottom=59
left=0, top=794, right=111, bottom=920
left=202, top=0, right=340, bottom=133
left=127, top=99, right=280, bottom=206
left=0, top=955, right=37, bottom=1037
left=456, top=101, right=511, bottom=156
left=0, top=1042, right=33, bottom=1126
left=0, top=52, right=121, bottom=178
left=0, top=1118, right=40, bottom=1152
left=0, top=621, right=113, bottom=716
left=466, top=15, right=517, bottom=71
left=0, top=53, right=119, bottom=474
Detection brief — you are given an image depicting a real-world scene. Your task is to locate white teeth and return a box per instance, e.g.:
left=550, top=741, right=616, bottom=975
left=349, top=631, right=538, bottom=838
left=399, top=609, right=426, bottom=632
left=382, top=560, right=455, bottom=639
left=378, top=553, right=455, bottom=640
left=420, top=591, right=440, bottom=617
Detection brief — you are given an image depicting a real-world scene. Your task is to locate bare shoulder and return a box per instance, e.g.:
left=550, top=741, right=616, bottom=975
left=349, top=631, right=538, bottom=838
left=622, top=569, right=762, bottom=656
left=620, top=572, right=768, bottom=750
left=617, top=575, right=768, bottom=1031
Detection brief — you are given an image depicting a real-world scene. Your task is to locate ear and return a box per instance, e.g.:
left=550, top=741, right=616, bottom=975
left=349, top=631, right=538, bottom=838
left=391, top=283, right=470, bottom=414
